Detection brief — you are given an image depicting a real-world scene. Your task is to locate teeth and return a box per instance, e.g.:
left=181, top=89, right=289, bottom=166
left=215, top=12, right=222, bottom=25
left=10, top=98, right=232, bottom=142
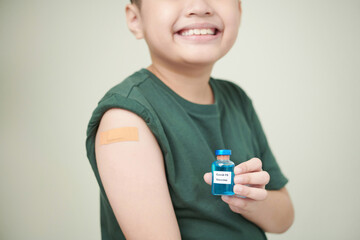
left=181, top=28, right=215, bottom=36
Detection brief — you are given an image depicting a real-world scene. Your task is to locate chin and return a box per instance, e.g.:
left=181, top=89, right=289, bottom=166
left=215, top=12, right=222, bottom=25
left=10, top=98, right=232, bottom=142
left=184, top=59, right=217, bottom=67
left=181, top=53, right=223, bottom=66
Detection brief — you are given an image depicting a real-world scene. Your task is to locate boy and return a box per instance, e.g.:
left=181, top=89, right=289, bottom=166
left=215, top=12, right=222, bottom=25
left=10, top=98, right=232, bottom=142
left=86, top=0, right=294, bottom=239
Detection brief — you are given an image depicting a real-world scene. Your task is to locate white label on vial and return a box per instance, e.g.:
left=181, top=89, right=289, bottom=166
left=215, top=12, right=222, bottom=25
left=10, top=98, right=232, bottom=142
left=213, top=171, right=232, bottom=184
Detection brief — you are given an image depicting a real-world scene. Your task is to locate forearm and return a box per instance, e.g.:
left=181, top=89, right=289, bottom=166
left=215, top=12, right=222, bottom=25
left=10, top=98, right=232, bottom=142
left=242, top=188, right=294, bottom=233
left=205, top=160, right=294, bottom=233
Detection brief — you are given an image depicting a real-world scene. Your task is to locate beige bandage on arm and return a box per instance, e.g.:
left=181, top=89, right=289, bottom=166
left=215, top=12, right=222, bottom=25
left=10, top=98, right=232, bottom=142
left=100, top=127, right=139, bottom=145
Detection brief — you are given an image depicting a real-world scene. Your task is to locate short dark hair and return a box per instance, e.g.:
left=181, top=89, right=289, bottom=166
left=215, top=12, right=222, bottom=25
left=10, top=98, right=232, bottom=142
left=130, top=0, right=141, bottom=8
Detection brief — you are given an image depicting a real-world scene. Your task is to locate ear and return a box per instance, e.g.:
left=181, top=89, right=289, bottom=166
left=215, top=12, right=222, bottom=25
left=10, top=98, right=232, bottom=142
left=237, top=0, right=242, bottom=25
left=125, top=4, right=144, bottom=39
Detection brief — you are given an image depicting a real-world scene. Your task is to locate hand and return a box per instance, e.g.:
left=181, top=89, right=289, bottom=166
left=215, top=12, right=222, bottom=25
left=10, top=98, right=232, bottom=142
left=203, top=158, right=270, bottom=215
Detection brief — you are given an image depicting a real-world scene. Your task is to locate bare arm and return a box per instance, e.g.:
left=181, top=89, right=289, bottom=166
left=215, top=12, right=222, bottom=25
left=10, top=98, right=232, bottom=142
left=95, top=108, right=181, bottom=240
left=238, top=187, right=294, bottom=233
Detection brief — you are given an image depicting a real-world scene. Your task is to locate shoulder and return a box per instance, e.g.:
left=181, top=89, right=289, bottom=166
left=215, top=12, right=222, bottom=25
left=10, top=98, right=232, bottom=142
left=211, top=77, right=253, bottom=108
left=102, top=69, right=151, bottom=100
left=86, top=69, right=163, bottom=145
left=100, top=108, right=149, bottom=129
left=96, top=108, right=160, bottom=154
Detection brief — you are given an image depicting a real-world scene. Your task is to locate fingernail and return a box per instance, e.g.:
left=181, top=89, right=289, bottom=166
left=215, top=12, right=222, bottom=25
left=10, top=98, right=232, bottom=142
left=234, top=185, right=242, bottom=194
left=221, top=195, right=230, bottom=201
left=237, top=176, right=244, bottom=183
left=235, top=167, right=242, bottom=174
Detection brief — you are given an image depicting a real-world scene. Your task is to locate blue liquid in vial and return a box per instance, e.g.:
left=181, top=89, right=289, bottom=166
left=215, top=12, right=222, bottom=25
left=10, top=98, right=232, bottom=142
left=211, top=161, right=235, bottom=196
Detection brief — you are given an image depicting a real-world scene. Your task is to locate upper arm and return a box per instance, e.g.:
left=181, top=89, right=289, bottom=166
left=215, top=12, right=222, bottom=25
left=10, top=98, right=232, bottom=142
left=95, top=108, right=181, bottom=240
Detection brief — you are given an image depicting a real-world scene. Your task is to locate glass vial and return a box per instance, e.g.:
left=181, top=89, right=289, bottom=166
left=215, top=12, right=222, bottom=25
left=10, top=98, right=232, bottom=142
left=211, top=149, right=235, bottom=196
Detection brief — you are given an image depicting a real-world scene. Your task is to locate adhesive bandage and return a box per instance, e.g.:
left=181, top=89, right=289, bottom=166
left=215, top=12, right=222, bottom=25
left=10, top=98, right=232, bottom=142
left=100, top=127, right=139, bottom=145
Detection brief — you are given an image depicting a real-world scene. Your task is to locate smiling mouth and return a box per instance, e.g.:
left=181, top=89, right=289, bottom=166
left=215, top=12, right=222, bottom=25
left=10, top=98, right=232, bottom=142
left=177, top=28, right=220, bottom=36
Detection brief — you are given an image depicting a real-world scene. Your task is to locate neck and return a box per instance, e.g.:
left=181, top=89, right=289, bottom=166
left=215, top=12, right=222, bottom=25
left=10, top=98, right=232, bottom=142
left=147, top=61, right=215, bottom=105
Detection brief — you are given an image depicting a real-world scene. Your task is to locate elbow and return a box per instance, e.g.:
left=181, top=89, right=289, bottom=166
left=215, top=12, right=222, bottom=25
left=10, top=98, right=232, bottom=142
left=268, top=202, right=295, bottom=234
left=272, top=218, right=294, bottom=234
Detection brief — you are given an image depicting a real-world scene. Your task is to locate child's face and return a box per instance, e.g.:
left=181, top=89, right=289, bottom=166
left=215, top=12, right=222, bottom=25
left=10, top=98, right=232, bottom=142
left=129, top=0, right=242, bottom=67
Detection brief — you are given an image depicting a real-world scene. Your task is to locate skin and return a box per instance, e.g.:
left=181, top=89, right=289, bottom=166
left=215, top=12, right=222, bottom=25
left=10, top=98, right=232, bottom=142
left=96, top=109, right=182, bottom=239
left=126, top=0, right=242, bottom=104
left=95, top=0, right=294, bottom=238
left=204, top=158, right=294, bottom=233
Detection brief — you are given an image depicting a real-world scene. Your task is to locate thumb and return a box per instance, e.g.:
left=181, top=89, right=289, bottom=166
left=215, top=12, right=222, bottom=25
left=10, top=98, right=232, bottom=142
left=203, top=172, right=212, bottom=185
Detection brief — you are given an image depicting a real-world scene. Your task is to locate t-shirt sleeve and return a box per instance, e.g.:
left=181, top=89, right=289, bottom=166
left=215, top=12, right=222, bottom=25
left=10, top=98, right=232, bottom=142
left=85, top=92, right=167, bottom=202
left=248, top=100, right=289, bottom=190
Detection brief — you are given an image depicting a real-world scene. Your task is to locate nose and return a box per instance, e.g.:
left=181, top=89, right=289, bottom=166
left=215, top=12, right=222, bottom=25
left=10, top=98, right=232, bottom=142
left=185, top=0, right=214, bottom=17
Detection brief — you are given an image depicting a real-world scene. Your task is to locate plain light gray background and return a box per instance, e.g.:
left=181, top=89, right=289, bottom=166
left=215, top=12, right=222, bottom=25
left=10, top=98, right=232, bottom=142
left=1, top=0, right=359, bottom=239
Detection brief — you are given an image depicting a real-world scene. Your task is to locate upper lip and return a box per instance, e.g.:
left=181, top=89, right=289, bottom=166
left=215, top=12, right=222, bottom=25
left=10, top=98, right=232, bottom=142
left=174, top=22, right=222, bottom=34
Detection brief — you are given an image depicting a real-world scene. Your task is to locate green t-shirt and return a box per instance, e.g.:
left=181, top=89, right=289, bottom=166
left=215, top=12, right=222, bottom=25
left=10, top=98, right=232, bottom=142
left=85, top=69, right=288, bottom=240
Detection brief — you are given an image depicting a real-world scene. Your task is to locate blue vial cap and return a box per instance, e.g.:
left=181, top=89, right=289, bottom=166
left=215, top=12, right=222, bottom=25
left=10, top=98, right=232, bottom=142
left=215, top=149, right=231, bottom=155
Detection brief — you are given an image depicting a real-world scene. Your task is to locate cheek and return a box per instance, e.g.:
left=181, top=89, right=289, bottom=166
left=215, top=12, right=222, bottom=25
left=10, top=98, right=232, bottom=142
left=143, top=11, right=177, bottom=47
left=142, top=4, right=177, bottom=34
left=222, top=11, right=241, bottom=45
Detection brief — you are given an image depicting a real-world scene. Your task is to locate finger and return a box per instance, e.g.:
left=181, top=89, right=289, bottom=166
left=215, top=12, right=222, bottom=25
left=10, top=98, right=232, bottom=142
left=203, top=172, right=212, bottom=185
left=233, top=184, right=268, bottom=201
left=234, top=171, right=270, bottom=185
left=221, top=195, right=253, bottom=213
left=249, top=184, right=266, bottom=189
left=234, top=158, right=262, bottom=174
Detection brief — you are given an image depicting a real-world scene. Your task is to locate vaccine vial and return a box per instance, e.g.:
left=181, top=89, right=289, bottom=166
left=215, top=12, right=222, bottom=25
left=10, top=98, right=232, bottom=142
left=211, top=149, right=235, bottom=196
